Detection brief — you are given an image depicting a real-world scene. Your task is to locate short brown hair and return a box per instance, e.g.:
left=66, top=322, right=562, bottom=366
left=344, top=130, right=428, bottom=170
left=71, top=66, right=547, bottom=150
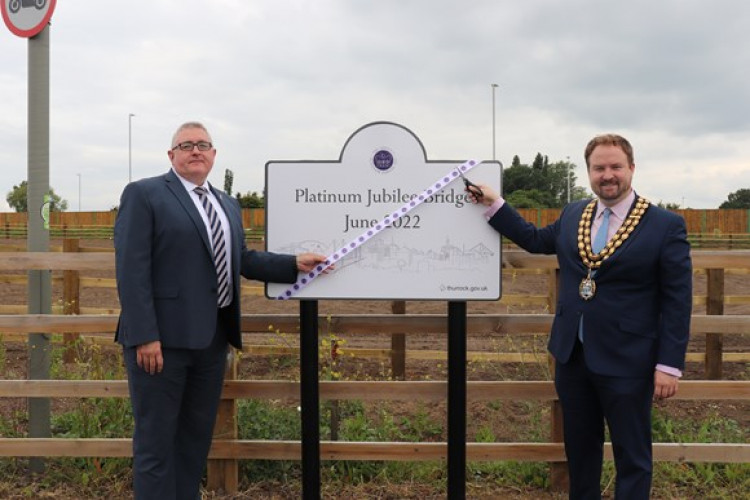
left=584, top=134, right=634, bottom=169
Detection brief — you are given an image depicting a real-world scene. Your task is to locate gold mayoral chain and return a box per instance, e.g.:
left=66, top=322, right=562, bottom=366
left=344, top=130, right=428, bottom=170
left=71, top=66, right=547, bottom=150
left=577, top=197, right=650, bottom=300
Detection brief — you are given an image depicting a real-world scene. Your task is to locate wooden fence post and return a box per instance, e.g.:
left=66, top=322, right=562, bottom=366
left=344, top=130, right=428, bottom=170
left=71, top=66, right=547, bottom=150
left=548, top=268, right=568, bottom=492
left=206, top=350, right=239, bottom=494
left=705, top=269, right=725, bottom=379
left=62, top=239, right=80, bottom=363
left=549, top=398, right=568, bottom=491
left=391, top=301, right=406, bottom=380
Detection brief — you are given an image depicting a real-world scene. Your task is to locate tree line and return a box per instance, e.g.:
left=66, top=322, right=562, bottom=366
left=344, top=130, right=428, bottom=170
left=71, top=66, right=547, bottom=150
left=5, top=162, right=750, bottom=212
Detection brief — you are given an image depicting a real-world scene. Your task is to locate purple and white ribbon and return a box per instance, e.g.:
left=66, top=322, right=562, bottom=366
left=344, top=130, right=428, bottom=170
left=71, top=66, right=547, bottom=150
left=276, top=159, right=482, bottom=300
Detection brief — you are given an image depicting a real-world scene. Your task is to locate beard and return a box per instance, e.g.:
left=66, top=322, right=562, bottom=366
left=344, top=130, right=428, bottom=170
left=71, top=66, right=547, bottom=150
left=594, top=181, right=630, bottom=202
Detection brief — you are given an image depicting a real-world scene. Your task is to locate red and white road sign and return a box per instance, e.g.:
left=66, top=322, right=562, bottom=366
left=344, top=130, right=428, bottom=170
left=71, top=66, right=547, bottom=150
left=2, top=0, right=56, bottom=38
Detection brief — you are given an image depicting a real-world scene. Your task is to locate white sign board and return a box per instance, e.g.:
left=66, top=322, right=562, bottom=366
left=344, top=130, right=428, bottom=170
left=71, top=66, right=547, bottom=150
left=2, top=0, right=56, bottom=38
left=266, top=122, right=502, bottom=300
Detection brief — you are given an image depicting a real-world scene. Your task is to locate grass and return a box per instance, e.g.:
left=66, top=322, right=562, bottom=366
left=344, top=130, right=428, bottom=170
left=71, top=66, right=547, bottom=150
left=649, top=407, right=749, bottom=499
left=0, top=332, right=747, bottom=498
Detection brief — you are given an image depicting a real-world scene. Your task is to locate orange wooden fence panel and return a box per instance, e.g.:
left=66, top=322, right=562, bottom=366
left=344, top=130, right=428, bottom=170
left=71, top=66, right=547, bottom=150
left=1, top=208, right=748, bottom=234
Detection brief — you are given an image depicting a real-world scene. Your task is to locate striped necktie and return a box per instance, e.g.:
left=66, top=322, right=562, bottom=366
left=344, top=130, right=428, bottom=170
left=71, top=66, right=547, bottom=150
left=194, top=187, right=231, bottom=307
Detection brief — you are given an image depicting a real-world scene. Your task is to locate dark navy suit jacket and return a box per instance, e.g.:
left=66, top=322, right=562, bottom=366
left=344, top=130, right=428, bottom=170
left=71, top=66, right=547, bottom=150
left=490, top=198, right=692, bottom=377
left=114, top=169, right=298, bottom=350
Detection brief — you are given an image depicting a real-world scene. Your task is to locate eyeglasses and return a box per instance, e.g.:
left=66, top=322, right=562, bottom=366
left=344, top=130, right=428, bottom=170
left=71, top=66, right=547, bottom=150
left=172, top=141, right=213, bottom=152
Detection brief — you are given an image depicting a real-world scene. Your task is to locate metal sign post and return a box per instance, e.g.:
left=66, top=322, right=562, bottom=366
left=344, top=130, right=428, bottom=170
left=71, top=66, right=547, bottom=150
left=26, top=24, right=52, bottom=474
left=300, top=300, right=321, bottom=499
left=447, top=301, right=468, bottom=499
left=3, top=0, right=58, bottom=474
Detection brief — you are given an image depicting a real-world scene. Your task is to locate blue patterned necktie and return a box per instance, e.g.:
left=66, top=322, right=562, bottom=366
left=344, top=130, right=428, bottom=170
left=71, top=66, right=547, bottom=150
left=579, top=207, right=611, bottom=342
left=194, top=187, right=231, bottom=307
left=592, top=208, right=611, bottom=254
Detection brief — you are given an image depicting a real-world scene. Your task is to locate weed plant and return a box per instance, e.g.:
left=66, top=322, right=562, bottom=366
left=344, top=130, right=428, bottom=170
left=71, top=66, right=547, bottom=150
left=0, top=337, right=133, bottom=497
left=649, top=406, right=749, bottom=499
left=0, top=328, right=747, bottom=498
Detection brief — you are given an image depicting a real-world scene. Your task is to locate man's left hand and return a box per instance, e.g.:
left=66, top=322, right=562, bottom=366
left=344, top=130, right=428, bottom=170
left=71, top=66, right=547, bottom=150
left=654, top=370, right=679, bottom=400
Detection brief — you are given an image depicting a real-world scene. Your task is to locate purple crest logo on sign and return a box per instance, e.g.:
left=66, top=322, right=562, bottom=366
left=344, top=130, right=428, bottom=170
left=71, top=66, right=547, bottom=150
left=372, top=149, right=394, bottom=172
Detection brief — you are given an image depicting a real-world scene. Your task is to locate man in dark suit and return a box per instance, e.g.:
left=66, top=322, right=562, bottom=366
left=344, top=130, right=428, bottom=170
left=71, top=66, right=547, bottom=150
left=115, top=121, right=327, bottom=499
left=468, top=134, right=692, bottom=499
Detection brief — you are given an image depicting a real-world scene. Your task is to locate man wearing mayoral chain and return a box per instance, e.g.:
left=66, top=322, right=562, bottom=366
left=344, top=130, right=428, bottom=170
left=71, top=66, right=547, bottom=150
left=466, top=134, right=692, bottom=499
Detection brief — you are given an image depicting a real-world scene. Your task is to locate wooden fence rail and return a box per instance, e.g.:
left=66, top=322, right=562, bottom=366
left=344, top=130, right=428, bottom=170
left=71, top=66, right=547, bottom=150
left=7, top=249, right=747, bottom=270
left=0, top=223, right=265, bottom=241
left=0, top=379, right=748, bottom=464
left=1, top=249, right=749, bottom=494
left=1, top=208, right=748, bottom=235
left=2, top=439, right=747, bottom=464
left=3, top=378, right=749, bottom=402
left=0, top=312, right=748, bottom=336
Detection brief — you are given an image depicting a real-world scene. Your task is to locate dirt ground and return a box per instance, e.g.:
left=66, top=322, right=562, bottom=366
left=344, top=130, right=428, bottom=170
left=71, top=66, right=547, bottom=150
left=0, top=238, right=748, bottom=498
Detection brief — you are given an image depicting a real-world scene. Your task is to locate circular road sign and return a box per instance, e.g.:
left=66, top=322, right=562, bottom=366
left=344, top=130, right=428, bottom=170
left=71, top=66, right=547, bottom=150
left=2, top=0, right=57, bottom=38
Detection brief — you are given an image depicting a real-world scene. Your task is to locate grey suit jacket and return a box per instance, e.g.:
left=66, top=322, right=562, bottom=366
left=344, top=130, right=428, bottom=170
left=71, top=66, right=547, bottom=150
left=114, top=169, right=297, bottom=350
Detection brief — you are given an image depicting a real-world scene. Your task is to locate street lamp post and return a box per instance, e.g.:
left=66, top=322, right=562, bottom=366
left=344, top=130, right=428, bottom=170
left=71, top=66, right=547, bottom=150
left=128, top=113, right=135, bottom=183
left=77, top=173, right=81, bottom=211
left=491, top=83, right=499, bottom=161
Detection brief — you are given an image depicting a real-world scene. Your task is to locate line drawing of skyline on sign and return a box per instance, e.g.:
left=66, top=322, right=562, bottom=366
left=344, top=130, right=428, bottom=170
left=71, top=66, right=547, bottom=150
left=276, top=236, right=495, bottom=274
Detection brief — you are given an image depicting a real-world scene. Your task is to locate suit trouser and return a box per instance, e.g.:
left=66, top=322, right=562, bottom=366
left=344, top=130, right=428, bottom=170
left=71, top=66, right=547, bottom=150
left=554, top=340, right=654, bottom=500
left=124, top=308, right=230, bottom=500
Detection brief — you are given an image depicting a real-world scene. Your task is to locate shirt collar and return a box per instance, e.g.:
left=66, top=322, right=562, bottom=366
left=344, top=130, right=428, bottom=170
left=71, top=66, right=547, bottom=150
left=172, top=167, right=209, bottom=193
left=597, top=189, right=635, bottom=222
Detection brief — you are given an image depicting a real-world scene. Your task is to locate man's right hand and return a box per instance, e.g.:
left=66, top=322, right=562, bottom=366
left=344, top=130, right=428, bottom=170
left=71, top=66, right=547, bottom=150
left=466, top=184, right=500, bottom=207
left=136, top=340, right=163, bottom=374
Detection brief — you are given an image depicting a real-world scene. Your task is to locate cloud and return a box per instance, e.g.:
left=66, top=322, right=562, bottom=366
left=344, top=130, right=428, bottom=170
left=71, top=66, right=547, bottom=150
left=0, top=0, right=748, bottom=211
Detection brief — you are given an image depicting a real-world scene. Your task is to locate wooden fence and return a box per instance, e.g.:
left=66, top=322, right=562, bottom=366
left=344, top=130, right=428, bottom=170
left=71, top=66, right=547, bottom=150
left=0, top=249, right=749, bottom=494
left=1, top=241, right=750, bottom=378
left=1, top=207, right=748, bottom=238
left=520, top=207, right=750, bottom=234
left=0, top=209, right=266, bottom=233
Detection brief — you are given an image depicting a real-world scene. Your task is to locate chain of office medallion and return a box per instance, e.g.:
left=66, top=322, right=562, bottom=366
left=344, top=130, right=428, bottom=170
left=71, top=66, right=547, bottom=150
left=577, top=197, right=650, bottom=269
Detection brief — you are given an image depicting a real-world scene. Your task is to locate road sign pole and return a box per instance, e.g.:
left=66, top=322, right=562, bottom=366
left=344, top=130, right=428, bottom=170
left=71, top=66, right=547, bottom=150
left=2, top=0, right=60, bottom=475
left=27, top=23, right=52, bottom=474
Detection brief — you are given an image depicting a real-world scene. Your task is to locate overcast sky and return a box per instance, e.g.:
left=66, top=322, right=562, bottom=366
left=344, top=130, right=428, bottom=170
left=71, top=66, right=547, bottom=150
left=1, top=0, right=748, bottom=211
